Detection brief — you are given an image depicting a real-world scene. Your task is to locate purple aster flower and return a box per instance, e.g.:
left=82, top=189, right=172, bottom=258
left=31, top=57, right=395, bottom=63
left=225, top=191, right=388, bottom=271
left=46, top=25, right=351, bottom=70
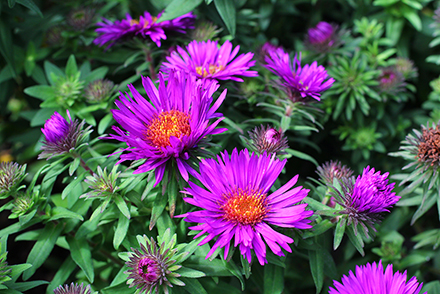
left=308, top=21, right=335, bottom=46
left=316, top=160, right=353, bottom=186
left=108, top=71, right=227, bottom=185
left=329, top=260, right=426, bottom=294
left=378, top=66, right=405, bottom=94
left=94, top=11, right=195, bottom=48
left=161, top=40, right=258, bottom=82
left=39, top=110, right=91, bottom=160
left=180, top=148, right=313, bottom=265
left=264, top=47, right=334, bottom=101
left=333, top=166, right=400, bottom=235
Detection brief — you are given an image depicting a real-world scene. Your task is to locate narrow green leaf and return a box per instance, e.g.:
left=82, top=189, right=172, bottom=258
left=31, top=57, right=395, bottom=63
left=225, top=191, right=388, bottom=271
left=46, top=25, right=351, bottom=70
left=49, top=207, right=84, bottom=221
left=23, top=222, right=64, bottom=280
left=308, top=248, right=324, bottom=293
left=113, top=213, right=129, bottom=249
left=158, top=0, right=203, bottom=22
left=98, top=113, right=114, bottom=135
left=100, top=282, right=136, bottom=294
left=215, top=0, right=236, bottom=37
left=44, top=61, right=65, bottom=85
left=62, top=173, right=85, bottom=200
left=333, top=218, right=346, bottom=250
left=346, top=226, right=364, bottom=256
left=83, top=67, right=109, bottom=84
left=65, top=55, right=78, bottom=77
left=114, top=195, right=130, bottom=219
left=149, top=193, right=167, bottom=230
left=177, top=267, right=206, bottom=278
left=67, top=236, right=94, bottom=283
left=0, top=20, right=16, bottom=77
left=15, top=0, right=43, bottom=17
left=8, top=0, right=16, bottom=8
left=9, top=280, right=48, bottom=291
left=180, top=277, right=208, bottom=294
left=263, top=263, right=284, bottom=294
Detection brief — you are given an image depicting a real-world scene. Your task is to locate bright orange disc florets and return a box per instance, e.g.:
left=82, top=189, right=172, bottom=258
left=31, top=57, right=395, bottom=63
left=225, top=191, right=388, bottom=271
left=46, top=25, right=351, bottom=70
left=195, top=65, right=225, bottom=78
left=221, top=187, right=269, bottom=226
left=144, top=110, right=191, bottom=148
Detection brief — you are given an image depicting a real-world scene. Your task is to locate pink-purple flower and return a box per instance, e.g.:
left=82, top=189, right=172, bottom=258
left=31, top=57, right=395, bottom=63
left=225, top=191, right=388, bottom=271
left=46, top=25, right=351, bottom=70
left=264, top=47, right=334, bottom=100
left=180, top=149, right=313, bottom=265
left=161, top=40, right=258, bottom=82
left=94, top=11, right=195, bottom=48
left=333, top=166, right=400, bottom=234
left=108, top=71, right=227, bottom=185
left=39, top=110, right=90, bottom=160
left=329, top=260, right=426, bottom=294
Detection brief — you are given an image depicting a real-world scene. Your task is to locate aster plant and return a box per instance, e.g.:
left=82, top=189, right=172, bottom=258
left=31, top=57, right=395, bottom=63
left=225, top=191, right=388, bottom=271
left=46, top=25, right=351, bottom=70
left=181, top=148, right=313, bottom=265
left=108, top=71, right=226, bottom=184
left=161, top=40, right=258, bottom=82
left=0, top=161, right=27, bottom=199
left=263, top=46, right=334, bottom=101
left=329, top=260, right=426, bottom=294
left=306, top=21, right=343, bottom=54
left=122, top=229, right=204, bottom=294
left=39, top=110, right=92, bottom=160
left=328, top=166, right=399, bottom=254
left=390, top=120, right=440, bottom=224
left=244, top=125, right=289, bottom=155
left=94, top=11, right=195, bottom=48
left=53, top=282, right=92, bottom=294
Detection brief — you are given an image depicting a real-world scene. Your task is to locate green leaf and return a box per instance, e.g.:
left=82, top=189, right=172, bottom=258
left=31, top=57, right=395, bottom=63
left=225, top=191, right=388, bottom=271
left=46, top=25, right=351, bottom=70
left=421, top=281, right=440, bottom=294
left=24, top=85, right=56, bottom=100
left=8, top=0, right=16, bottom=8
left=100, top=282, right=136, bottom=294
left=67, top=235, right=94, bottom=283
left=158, top=0, right=203, bottom=22
left=149, top=193, right=167, bottom=230
left=98, top=113, right=114, bottom=135
left=180, top=277, right=208, bottom=294
left=215, top=0, right=236, bottom=37
left=263, top=263, right=284, bottom=294
left=44, top=61, right=65, bottom=85
left=308, top=247, right=324, bottom=293
left=23, top=222, right=64, bottom=280
left=8, top=280, right=48, bottom=292
left=333, top=218, right=346, bottom=250
left=176, top=267, right=206, bottom=278
left=83, top=67, right=109, bottom=84
left=65, top=55, right=78, bottom=78
left=15, top=0, right=43, bottom=17
left=0, top=20, right=16, bottom=77
left=113, top=213, right=129, bottom=249
left=285, top=148, right=318, bottom=166
left=346, top=226, right=364, bottom=256
left=49, top=207, right=84, bottom=221
left=114, top=195, right=130, bottom=219
left=402, top=9, right=422, bottom=31
left=69, top=157, right=81, bottom=176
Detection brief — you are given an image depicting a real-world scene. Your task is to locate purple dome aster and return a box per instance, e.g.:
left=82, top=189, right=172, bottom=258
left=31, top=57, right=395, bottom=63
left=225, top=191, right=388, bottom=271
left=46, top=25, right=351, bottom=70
left=40, top=110, right=90, bottom=160
left=53, top=282, right=92, bottom=294
left=94, top=11, right=195, bottom=48
left=333, top=166, right=400, bottom=235
left=329, top=260, right=426, bottom=294
left=180, top=149, right=313, bottom=265
left=161, top=40, right=258, bottom=82
left=264, top=47, right=334, bottom=101
left=308, top=21, right=335, bottom=46
left=107, top=71, right=227, bottom=186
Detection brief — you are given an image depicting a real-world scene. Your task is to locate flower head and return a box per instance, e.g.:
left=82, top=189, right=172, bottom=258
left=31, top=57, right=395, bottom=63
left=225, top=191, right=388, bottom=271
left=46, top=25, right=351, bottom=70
left=395, top=57, right=418, bottom=80
left=378, top=66, right=405, bottom=94
left=161, top=40, right=258, bottom=82
left=82, top=165, right=121, bottom=199
left=181, top=149, right=313, bottom=265
left=108, top=71, right=227, bottom=185
left=329, top=260, right=426, bottom=294
left=247, top=125, right=288, bottom=155
left=94, top=11, right=195, bottom=48
left=40, top=111, right=91, bottom=160
left=256, top=42, right=281, bottom=63
left=0, top=162, right=27, bottom=199
left=189, top=20, right=222, bottom=41
left=0, top=252, right=11, bottom=286
left=84, top=78, right=115, bottom=103
left=306, top=21, right=340, bottom=53
left=333, top=166, right=399, bottom=235
left=124, top=231, right=185, bottom=294
left=264, top=47, right=334, bottom=101
left=316, top=160, right=353, bottom=186
left=67, top=7, right=95, bottom=31
left=53, top=282, right=92, bottom=294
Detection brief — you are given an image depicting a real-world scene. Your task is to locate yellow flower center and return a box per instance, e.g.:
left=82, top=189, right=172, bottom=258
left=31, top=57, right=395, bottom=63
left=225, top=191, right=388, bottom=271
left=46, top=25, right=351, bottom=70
left=221, top=187, right=269, bottom=226
left=129, top=16, right=157, bottom=28
left=144, top=110, right=191, bottom=148
left=195, top=65, right=225, bottom=78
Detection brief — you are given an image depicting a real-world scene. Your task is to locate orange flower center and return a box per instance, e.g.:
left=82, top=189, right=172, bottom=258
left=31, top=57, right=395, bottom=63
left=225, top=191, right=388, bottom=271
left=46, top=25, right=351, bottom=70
left=144, top=110, right=191, bottom=148
left=129, top=16, right=157, bottom=28
left=221, top=187, right=269, bottom=226
left=195, top=65, right=225, bottom=78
